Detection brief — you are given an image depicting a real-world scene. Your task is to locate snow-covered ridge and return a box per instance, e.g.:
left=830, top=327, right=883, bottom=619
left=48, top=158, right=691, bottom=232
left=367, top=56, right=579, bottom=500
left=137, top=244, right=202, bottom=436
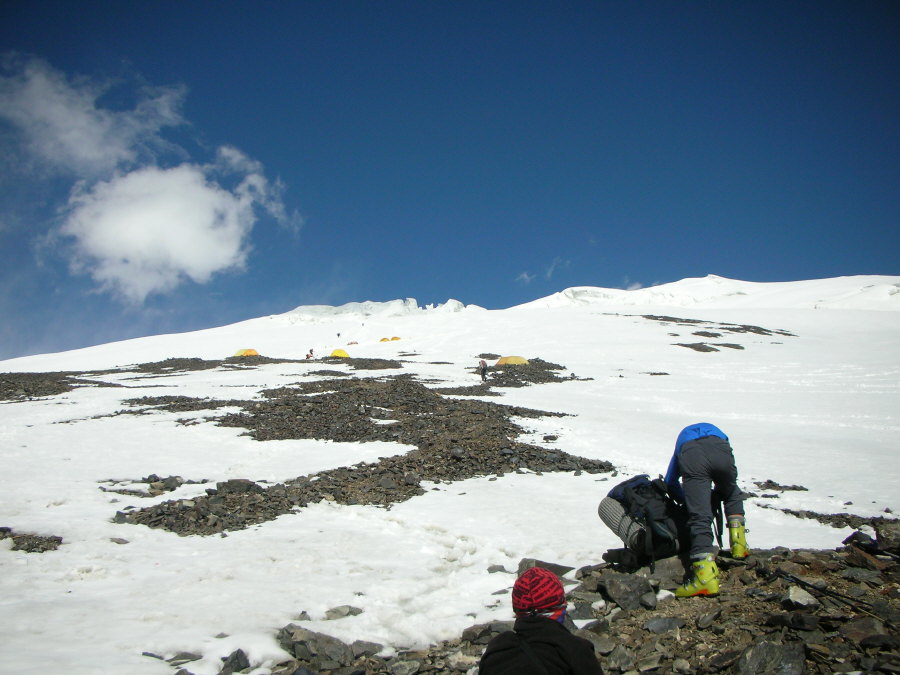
left=513, top=275, right=900, bottom=311
left=265, top=275, right=900, bottom=326
left=278, top=298, right=472, bottom=323
left=1, top=275, right=896, bottom=373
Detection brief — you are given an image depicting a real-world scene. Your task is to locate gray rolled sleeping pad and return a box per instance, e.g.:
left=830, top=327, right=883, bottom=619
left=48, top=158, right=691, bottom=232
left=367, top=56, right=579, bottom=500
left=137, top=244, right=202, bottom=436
left=598, top=495, right=646, bottom=550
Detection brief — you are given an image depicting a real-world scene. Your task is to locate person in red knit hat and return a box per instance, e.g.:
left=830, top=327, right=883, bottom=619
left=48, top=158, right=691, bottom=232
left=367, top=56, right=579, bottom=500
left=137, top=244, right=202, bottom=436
left=478, top=566, right=604, bottom=674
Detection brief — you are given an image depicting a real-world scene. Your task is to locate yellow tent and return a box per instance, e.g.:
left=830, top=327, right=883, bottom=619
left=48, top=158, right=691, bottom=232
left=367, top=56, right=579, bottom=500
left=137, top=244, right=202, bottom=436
left=379, top=337, right=390, bottom=342
left=330, top=348, right=350, bottom=358
left=233, top=349, right=259, bottom=357
left=390, top=336, right=401, bottom=341
left=496, top=355, right=528, bottom=365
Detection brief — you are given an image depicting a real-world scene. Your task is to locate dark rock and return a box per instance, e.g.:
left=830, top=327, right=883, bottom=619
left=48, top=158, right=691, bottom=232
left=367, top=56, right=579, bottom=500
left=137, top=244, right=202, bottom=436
left=569, top=602, right=598, bottom=620
left=672, top=657, right=691, bottom=673
left=162, top=475, right=184, bottom=490
left=350, top=640, right=383, bottom=658
left=599, top=571, right=655, bottom=610
left=636, top=652, right=662, bottom=671
left=643, top=617, right=685, bottom=634
left=696, top=609, right=721, bottom=629
left=220, top=648, right=250, bottom=673
left=217, top=479, right=265, bottom=495
left=874, top=519, right=900, bottom=554
left=707, top=648, right=742, bottom=670
left=461, top=621, right=512, bottom=645
left=733, top=640, right=805, bottom=675
left=388, top=660, right=421, bottom=675
left=278, top=624, right=354, bottom=669
left=168, top=651, right=202, bottom=666
left=580, top=619, right=611, bottom=635
left=764, top=611, right=820, bottom=631
left=845, top=544, right=891, bottom=571
left=517, top=558, right=575, bottom=577
left=574, top=630, right=616, bottom=655
left=860, top=633, right=900, bottom=650
left=324, top=605, right=363, bottom=620
left=639, top=591, right=657, bottom=610
left=754, top=479, right=808, bottom=492
left=634, top=555, right=686, bottom=590
left=378, top=476, right=399, bottom=490
left=839, top=616, right=886, bottom=644
left=841, top=567, right=883, bottom=584
left=843, top=529, right=879, bottom=553
left=604, top=643, right=634, bottom=671
left=674, top=342, right=719, bottom=352
left=871, top=599, right=900, bottom=624
left=781, top=585, right=821, bottom=610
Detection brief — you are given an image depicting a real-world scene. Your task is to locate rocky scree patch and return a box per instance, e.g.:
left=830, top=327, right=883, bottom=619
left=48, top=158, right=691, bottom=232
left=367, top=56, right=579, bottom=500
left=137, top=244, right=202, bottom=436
left=116, top=373, right=613, bottom=536
left=434, top=357, right=589, bottom=396
left=625, top=313, right=798, bottom=353
left=0, top=371, right=122, bottom=400
left=0, top=526, right=63, bottom=552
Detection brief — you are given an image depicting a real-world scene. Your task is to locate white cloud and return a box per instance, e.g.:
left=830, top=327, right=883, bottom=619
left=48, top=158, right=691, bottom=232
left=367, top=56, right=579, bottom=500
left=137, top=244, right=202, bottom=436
left=60, top=157, right=277, bottom=303
left=0, top=54, right=184, bottom=177
left=1, top=54, right=298, bottom=304
left=516, top=272, right=535, bottom=284
left=622, top=277, right=644, bottom=290
left=545, top=256, right=570, bottom=280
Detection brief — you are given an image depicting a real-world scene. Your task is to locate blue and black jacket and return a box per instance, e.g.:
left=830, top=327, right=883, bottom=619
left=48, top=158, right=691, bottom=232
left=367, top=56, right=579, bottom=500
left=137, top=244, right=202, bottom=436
left=663, top=422, right=728, bottom=503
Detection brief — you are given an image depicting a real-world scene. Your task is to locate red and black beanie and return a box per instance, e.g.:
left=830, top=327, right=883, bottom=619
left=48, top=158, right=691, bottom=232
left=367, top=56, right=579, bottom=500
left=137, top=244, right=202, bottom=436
left=512, top=567, right=566, bottom=616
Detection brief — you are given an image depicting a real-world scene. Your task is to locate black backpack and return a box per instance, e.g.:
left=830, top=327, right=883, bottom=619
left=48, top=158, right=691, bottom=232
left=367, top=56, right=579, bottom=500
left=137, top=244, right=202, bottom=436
left=607, top=474, right=690, bottom=564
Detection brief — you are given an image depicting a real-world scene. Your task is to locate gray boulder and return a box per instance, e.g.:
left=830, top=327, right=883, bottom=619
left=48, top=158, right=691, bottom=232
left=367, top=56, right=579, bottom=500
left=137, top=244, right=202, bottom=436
left=599, top=571, right=655, bottom=610
left=733, top=640, right=806, bottom=675
left=278, top=624, right=353, bottom=670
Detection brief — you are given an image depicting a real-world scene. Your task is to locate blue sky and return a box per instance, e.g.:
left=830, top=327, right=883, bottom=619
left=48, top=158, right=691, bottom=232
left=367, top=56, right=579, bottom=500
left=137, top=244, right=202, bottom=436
left=1, top=1, right=897, bottom=360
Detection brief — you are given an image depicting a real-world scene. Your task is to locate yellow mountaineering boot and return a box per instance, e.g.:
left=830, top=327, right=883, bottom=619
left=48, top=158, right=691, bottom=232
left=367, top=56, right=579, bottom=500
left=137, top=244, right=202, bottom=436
left=676, top=554, right=719, bottom=597
left=728, top=518, right=750, bottom=559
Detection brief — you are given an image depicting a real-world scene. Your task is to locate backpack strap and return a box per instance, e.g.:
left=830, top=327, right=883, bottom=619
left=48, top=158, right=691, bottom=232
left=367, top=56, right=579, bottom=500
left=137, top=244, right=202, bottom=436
left=622, top=483, right=657, bottom=571
left=514, top=632, right=552, bottom=675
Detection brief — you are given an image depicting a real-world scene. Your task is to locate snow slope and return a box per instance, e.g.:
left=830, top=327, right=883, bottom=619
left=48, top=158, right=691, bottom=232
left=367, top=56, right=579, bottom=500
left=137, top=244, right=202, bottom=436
left=1, top=275, right=898, bottom=674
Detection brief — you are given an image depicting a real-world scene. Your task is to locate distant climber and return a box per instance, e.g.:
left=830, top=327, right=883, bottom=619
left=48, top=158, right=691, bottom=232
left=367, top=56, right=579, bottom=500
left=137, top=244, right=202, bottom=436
left=478, top=359, right=488, bottom=382
left=305, top=348, right=314, bottom=359
left=664, top=423, right=750, bottom=597
left=478, top=567, right=603, bottom=674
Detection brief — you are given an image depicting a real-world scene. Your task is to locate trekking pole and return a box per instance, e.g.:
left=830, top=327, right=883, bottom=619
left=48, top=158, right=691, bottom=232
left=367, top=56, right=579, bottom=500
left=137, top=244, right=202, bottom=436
left=773, top=570, right=871, bottom=607
left=773, top=570, right=894, bottom=628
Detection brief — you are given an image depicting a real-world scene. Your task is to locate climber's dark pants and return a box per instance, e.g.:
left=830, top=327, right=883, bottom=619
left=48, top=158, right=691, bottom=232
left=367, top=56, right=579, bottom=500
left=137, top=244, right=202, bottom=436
left=679, top=436, right=745, bottom=558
